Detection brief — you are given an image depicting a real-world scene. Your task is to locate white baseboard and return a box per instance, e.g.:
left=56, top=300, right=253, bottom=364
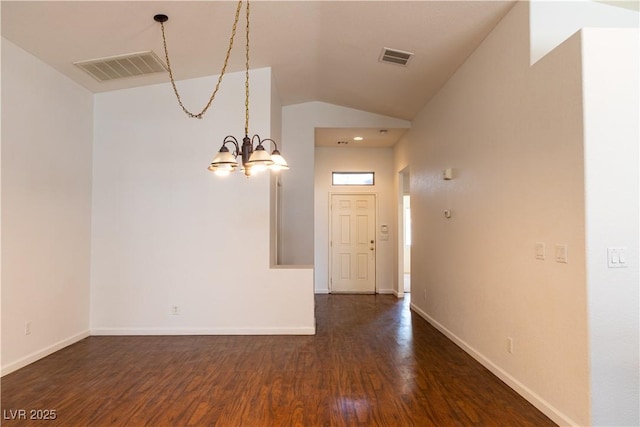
left=91, top=326, right=316, bottom=336
left=315, top=289, right=396, bottom=295
left=1, top=330, right=90, bottom=377
left=392, top=290, right=405, bottom=298
left=410, top=303, right=579, bottom=427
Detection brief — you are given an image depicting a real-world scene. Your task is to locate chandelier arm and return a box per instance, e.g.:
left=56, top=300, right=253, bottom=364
left=158, top=0, right=244, bottom=119
left=223, top=135, right=241, bottom=156
left=260, top=138, right=278, bottom=151
left=244, top=0, right=251, bottom=136
left=251, top=134, right=263, bottom=147
left=251, top=135, right=279, bottom=151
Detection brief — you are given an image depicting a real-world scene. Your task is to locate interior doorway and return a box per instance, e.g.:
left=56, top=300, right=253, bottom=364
left=403, top=194, right=411, bottom=293
left=398, top=168, right=411, bottom=296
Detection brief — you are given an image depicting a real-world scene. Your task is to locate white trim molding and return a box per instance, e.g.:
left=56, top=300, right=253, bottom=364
left=410, top=303, right=579, bottom=427
left=1, top=330, right=90, bottom=377
left=91, top=327, right=316, bottom=336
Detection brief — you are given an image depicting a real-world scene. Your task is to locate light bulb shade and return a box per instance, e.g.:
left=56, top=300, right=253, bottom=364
left=246, top=145, right=274, bottom=167
left=269, top=150, right=289, bottom=171
left=210, top=163, right=236, bottom=174
left=208, top=147, right=238, bottom=173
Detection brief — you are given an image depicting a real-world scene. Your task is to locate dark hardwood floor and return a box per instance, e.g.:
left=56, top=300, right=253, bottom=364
left=1, top=295, right=555, bottom=426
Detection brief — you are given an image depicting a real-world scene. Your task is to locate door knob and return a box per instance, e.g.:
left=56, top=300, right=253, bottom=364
left=370, top=240, right=374, bottom=244
left=370, top=247, right=375, bottom=251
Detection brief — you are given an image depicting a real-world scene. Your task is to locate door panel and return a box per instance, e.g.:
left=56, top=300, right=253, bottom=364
left=340, top=215, right=351, bottom=244
left=331, top=194, right=376, bottom=293
left=339, top=254, right=351, bottom=279
left=356, top=254, right=368, bottom=280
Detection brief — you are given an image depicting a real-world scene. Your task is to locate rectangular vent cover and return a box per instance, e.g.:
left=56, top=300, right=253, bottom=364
left=379, top=47, right=414, bottom=66
left=74, top=51, right=167, bottom=82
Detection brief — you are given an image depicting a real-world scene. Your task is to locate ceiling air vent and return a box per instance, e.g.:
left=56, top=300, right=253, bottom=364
left=74, top=51, right=167, bottom=82
left=379, top=47, right=413, bottom=67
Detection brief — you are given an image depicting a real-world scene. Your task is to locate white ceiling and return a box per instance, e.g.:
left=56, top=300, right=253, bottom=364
left=315, top=127, right=408, bottom=148
left=2, top=0, right=517, bottom=124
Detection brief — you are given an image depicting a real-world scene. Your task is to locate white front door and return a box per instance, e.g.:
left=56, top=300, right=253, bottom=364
left=330, top=194, right=376, bottom=293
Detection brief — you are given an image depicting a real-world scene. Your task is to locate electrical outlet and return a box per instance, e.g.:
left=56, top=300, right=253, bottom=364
left=171, top=306, right=179, bottom=315
left=507, top=337, right=513, bottom=354
left=25, top=321, right=32, bottom=335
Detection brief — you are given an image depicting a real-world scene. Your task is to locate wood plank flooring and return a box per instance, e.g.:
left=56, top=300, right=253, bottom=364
left=1, top=295, right=556, bottom=426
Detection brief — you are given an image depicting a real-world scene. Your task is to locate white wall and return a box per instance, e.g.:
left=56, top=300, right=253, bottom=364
left=530, top=0, right=638, bottom=64
left=281, top=102, right=410, bottom=267
left=404, top=3, right=591, bottom=425
left=91, top=67, right=314, bottom=335
left=582, top=28, right=639, bottom=427
left=315, top=146, right=395, bottom=294
left=1, top=16, right=4, bottom=375
left=1, top=39, right=93, bottom=374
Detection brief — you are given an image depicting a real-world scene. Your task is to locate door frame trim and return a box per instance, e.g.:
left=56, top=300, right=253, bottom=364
left=397, top=168, right=409, bottom=298
left=328, top=192, right=378, bottom=294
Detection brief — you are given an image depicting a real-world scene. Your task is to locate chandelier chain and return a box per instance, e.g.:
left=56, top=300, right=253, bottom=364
left=244, top=0, right=250, bottom=136
left=159, top=0, right=244, bottom=119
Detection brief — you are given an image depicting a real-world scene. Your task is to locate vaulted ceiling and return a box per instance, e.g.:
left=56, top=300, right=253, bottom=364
left=2, top=1, right=517, bottom=121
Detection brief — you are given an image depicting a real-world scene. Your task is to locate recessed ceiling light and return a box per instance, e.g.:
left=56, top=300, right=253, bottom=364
left=353, top=136, right=364, bottom=141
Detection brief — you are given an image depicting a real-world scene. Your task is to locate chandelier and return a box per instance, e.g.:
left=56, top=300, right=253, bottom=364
left=154, top=0, right=289, bottom=177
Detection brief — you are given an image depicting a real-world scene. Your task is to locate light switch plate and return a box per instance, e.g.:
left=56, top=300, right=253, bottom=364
left=607, top=247, right=628, bottom=268
left=555, top=244, right=568, bottom=263
left=535, top=242, right=545, bottom=260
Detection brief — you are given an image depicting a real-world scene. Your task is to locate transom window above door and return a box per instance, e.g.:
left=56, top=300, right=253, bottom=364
left=332, top=172, right=375, bottom=186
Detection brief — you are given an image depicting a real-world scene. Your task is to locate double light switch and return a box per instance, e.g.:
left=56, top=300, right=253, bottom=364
left=607, top=247, right=628, bottom=268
